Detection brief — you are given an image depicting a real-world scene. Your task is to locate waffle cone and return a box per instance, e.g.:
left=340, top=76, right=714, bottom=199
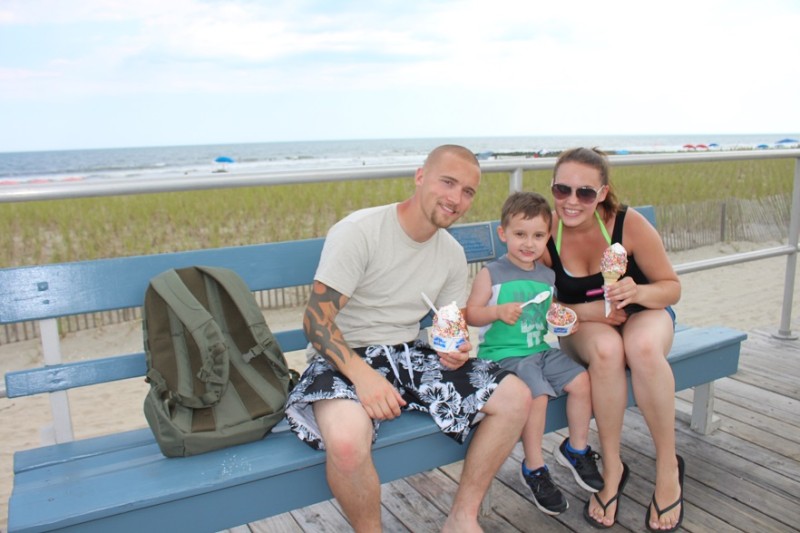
left=602, top=272, right=621, bottom=286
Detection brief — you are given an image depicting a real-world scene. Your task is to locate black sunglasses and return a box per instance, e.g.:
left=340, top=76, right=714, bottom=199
left=551, top=183, right=604, bottom=204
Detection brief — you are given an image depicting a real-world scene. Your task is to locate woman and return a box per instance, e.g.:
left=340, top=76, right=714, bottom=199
left=542, top=147, right=684, bottom=532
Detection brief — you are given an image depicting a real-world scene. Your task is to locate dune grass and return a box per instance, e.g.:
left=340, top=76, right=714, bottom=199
left=0, top=159, right=793, bottom=267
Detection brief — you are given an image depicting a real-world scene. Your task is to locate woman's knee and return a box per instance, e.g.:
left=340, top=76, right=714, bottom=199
left=624, top=332, right=672, bottom=376
left=585, top=339, right=625, bottom=372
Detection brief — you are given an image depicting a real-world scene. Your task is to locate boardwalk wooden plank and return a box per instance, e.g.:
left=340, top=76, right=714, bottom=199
left=380, top=478, right=446, bottom=532
left=714, top=378, right=800, bottom=426
left=403, top=467, right=458, bottom=515
left=288, top=501, right=350, bottom=532
left=732, top=366, right=800, bottom=400
left=676, top=394, right=800, bottom=459
left=248, top=511, right=303, bottom=532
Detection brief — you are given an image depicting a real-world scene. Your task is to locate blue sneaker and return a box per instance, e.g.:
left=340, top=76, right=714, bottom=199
left=520, top=463, right=568, bottom=515
left=555, top=437, right=605, bottom=492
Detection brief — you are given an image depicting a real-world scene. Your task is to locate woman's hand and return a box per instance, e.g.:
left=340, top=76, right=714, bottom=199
left=605, top=276, right=638, bottom=312
left=573, top=300, right=627, bottom=326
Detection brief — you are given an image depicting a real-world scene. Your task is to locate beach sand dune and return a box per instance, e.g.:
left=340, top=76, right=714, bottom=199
left=2, top=241, right=799, bottom=529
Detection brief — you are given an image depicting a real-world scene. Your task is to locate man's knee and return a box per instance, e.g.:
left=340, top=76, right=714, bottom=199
left=316, top=400, right=374, bottom=473
left=325, top=430, right=373, bottom=474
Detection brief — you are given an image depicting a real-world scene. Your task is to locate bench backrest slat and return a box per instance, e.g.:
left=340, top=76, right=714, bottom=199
left=0, top=239, right=325, bottom=323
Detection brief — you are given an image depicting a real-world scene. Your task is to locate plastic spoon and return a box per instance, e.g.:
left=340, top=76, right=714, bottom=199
left=520, top=290, right=551, bottom=308
left=421, top=292, right=438, bottom=314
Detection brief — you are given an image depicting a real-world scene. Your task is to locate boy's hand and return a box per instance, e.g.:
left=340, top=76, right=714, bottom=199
left=496, top=303, right=523, bottom=325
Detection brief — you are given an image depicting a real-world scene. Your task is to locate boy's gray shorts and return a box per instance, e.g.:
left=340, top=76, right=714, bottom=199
left=495, top=348, right=585, bottom=398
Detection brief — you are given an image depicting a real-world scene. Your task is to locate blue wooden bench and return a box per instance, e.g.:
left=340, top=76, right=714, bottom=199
left=1, top=206, right=747, bottom=533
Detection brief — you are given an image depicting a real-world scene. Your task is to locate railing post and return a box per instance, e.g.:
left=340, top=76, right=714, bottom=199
left=773, top=157, right=800, bottom=339
left=40, top=318, right=75, bottom=443
left=509, top=167, right=523, bottom=194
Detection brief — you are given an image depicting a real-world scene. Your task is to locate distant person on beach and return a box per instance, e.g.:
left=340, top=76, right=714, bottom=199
left=284, top=144, right=530, bottom=533
left=542, top=147, right=683, bottom=531
left=466, top=191, right=603, bottom=516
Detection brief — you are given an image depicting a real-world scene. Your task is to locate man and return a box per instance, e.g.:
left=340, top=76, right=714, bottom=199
left=285, top=145, right=530, bottom=532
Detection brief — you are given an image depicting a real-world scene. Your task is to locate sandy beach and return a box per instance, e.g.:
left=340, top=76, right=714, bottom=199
left=2, top=240, right=799, bottom=530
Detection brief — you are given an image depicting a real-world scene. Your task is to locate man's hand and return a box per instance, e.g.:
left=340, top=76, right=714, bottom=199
left=351, top=365, right=407, bottom=420
left=438, top=339, right=472, bottom=370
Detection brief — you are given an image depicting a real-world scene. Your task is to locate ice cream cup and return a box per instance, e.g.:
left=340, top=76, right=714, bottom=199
left=429, top=332, right=467, bottom=352
left=547, top=306, right=577, bottom=337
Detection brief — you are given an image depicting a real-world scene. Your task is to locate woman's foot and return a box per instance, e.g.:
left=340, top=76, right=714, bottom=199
left=584, top=459, right=628, bottom=528
left=646, top=455, right=685, bottom=532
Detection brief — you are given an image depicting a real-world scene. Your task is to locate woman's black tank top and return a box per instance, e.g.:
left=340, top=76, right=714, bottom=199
left=546, top=205, right=649, bottom=312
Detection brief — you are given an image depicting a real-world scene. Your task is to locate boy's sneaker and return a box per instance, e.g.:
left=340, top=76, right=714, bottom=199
left=520, top=464, right=568, bottom=515
left=554, top=437, right=605, bottom=492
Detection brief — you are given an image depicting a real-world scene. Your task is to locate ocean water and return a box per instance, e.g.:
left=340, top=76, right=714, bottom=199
left=0, top=134, right=797, bottom=184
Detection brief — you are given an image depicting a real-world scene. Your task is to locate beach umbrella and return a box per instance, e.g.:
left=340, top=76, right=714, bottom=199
left=682, top=144, right=695, bottom=150
left=214, top=156, right=234, bottom=172
left=756, top=144, right=769, bottom=149
left=777, top=138, right=798, bottom=144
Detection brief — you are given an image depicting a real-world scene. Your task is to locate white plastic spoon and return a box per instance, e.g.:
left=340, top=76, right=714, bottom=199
left=520, top=290, right=551, bottom=308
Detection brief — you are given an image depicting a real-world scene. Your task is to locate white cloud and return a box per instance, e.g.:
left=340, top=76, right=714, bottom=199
left=0, top=0, right=798, bottom=150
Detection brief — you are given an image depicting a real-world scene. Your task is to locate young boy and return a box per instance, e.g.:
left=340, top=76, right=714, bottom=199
left=466, top=191, right=604, bottom=515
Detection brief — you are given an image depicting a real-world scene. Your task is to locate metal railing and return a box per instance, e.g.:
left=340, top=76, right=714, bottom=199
left=2, top=149, right=800, bottom=339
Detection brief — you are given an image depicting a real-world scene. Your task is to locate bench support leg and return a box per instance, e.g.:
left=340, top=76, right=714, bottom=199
left=689, top=382, right=721, bottom=435
left=41, top=318, right=75, bottom=444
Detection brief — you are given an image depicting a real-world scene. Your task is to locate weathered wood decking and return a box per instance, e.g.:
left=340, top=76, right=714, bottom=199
left=228, top=326, right=800, bottom=533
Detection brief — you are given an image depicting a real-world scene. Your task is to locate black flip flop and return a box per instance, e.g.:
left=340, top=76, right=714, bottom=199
left=645, top=454, right=685, bottom=532
left=583, top=462, right=630, bottom=529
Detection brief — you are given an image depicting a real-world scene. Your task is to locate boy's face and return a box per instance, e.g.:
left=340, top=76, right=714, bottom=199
left=498, top=213, right=550, bottom=269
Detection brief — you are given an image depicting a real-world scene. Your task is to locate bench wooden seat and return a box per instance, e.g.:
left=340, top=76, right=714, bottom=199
left=1, top=206, right=747, bottom=533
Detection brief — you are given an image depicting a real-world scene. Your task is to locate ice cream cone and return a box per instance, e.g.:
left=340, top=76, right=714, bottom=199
left=602, top=272, right=621, bottom=316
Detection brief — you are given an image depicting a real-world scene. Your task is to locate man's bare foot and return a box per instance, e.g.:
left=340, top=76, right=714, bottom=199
left=442, top=512, right=483, bottom=533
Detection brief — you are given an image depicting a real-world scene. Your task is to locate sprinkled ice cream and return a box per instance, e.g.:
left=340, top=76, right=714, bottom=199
left=430, top=302, right=468, bottom=351
left=601, top=243, right=628, bottom=275
left=546, top=303, right=577, bottom=336
left=600, top=243, right=628, bottom=316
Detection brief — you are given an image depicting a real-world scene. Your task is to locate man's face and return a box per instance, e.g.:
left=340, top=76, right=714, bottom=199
left=415, top=152, right=480, bottom=229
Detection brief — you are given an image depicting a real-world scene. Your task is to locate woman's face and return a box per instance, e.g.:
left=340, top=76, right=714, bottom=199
left=551, top=161, right=607, bottom=227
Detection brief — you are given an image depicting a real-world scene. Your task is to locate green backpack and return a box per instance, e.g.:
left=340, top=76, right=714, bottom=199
left=142, top=266, right=296, bottom=457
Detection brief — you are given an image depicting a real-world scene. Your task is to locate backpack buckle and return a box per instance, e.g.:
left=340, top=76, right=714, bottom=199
left=243, top=343, right=266, bottom=363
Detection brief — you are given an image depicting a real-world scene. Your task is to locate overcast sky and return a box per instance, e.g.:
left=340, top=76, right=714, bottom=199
left=1, top=0, right=798, bottom=152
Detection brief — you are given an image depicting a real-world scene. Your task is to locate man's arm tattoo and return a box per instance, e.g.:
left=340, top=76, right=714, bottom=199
left=303, top=283, right=354, bottom=367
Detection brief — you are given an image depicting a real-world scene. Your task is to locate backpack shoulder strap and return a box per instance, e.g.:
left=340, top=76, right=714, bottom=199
left=148, top=268, right=229, bottom=407
left=195, top=266, right=279, bottom=363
